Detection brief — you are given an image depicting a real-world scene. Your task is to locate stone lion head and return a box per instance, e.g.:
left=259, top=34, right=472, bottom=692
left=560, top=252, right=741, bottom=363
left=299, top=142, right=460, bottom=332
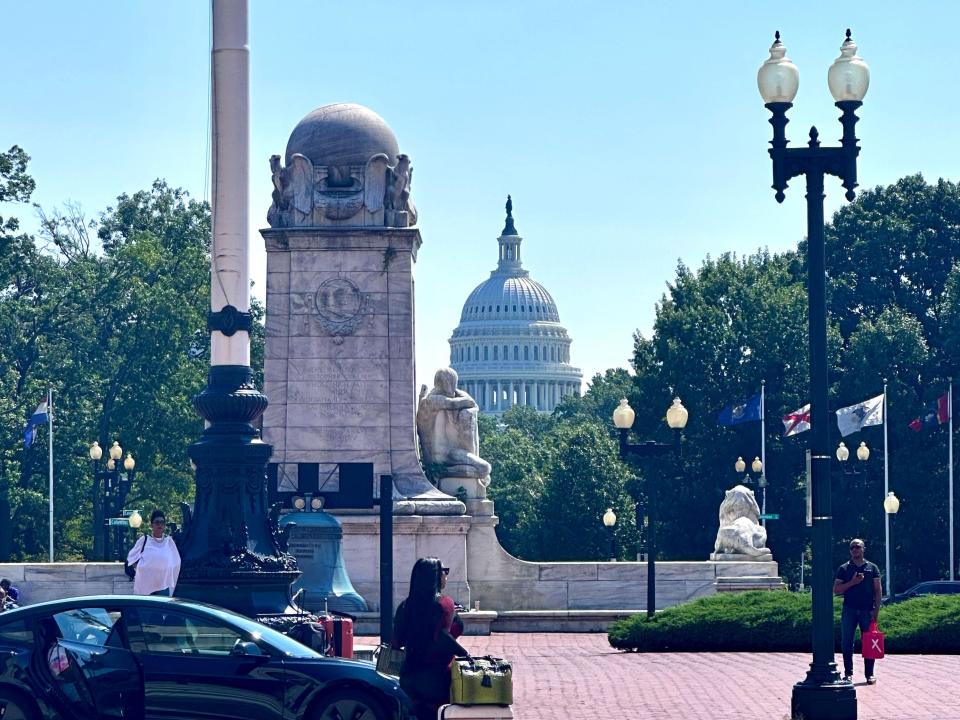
left=718, top=484, right=761, bottom=525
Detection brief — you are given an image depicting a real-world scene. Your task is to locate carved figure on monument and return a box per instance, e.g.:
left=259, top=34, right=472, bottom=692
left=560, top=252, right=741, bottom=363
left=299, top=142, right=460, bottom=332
left=385, top=154, right=417, bottom=227
left=266, top=153, right=313, bottom=227
left=417, top=368, right=492, bottom=483
left=266, top=148, right=417, bottom=228
left=711, top=485, right=773, bottom=561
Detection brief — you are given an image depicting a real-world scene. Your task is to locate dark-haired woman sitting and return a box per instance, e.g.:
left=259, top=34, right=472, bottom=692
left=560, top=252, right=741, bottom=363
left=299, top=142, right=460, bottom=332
left=392, top=557, right=467, bottom=719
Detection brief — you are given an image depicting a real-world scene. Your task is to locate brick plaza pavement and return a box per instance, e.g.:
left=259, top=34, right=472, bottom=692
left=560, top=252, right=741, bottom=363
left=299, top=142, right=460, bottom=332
left=362, top=633, right=959, bottom=720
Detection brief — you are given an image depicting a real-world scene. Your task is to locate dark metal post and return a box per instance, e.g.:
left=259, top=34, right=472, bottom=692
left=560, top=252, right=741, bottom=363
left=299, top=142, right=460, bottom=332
left=647, top=491, right=656, bottom=618
left=379, top=474, right=394, bottom=644
left=764, top=72, right=863, bottom=718
left=102, top=472, right=113, bottom=561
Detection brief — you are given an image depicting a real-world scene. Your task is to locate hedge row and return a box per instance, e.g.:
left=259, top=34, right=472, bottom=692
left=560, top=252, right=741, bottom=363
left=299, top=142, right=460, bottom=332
left=607, top=591, right=960, bottom=653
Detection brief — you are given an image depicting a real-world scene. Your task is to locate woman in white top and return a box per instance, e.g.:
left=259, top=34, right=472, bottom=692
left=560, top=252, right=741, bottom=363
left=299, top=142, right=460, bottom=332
left=126, top=509, right=181, bottom=596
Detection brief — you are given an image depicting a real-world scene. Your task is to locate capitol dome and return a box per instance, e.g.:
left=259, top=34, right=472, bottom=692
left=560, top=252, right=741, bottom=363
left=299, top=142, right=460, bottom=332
left=285, top=102, right=400, bottom=166
left=449, top=197, right=582, bottom=414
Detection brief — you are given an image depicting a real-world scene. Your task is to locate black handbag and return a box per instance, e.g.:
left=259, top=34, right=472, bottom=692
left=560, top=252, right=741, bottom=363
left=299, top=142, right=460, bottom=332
left=124, top=535, right=146, bottom=581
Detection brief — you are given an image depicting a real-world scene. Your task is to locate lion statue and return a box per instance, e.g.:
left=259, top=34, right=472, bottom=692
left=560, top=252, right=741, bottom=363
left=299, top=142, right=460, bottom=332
left=711, top=485, right=772, bottom=560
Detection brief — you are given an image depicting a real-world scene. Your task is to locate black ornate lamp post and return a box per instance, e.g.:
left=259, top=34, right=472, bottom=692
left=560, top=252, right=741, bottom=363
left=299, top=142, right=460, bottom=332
left=89, top=441, right=137, bottom=561
left=602, top=508, right=617, bottom=562
left=172, top=0, right=299, bottom=622
left=612, top=397, right=688, bottom=618
left=734, top=456, right=768, bottom=525
left=759, top=29, right=870, bottom=720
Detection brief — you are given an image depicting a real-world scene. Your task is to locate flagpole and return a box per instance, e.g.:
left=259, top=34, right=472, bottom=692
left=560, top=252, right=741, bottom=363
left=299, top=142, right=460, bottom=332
left=761, top=381, right=767, bottom=526
left=950, top=379, right=954, bottom=582
left=884, top=381, right=891, bottom=598
left=48, top=387, right=54, bottom=563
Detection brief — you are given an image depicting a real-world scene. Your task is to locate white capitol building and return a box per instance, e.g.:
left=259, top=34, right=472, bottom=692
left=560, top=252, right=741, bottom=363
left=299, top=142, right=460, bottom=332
left=448, top=197, right=582, bottom=414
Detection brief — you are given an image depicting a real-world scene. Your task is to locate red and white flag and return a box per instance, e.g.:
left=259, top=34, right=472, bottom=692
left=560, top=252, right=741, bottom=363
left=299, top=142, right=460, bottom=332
left=782, top=403, right=810, bottom=437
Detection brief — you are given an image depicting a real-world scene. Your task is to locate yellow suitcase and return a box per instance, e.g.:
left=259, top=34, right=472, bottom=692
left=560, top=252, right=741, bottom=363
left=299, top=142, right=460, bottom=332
left=449, top=656, right=513, bottom=706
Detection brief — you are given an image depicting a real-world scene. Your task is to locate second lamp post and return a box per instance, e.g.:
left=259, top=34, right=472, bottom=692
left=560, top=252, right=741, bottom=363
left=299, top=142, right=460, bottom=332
left=612, top=397, right=688, bottom=618
left=759, top=28, right=869, bottom=720
left=89, top=440, right=137, bottom=561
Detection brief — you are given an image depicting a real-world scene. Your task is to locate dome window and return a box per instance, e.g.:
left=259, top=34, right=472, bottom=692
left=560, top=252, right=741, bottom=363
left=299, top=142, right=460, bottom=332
left=514, top=346, right=519, bottom=360
left=524, top=346, right=530, bottom=360
left=484, top=347, right=489, bottom=361
left=496, top=305, right=500, bottom=312
left=513, top=305, right=517, bottom=312
left=489, top=305, right=493, bottom=312
left=494, top=346, right=499, bottom=360
left=534, top=347, right=539, bottom=360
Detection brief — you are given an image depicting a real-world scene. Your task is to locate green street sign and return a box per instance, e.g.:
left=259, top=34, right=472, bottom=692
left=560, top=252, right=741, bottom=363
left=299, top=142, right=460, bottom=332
left=107, top=518, right=130, bottom=526
left=759, top=513, right=780, bottom=520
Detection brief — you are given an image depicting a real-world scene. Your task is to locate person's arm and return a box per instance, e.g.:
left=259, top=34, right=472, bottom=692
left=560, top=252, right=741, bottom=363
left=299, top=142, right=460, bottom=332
left=872, top=575, right=882, bottom=620
left=126, top=535, right=146, bottom=565
left=834, top=571, right=865, bottom=595
left=168, top=539, right=181, bottom=595
left=391, top=603, right=405, bottom=648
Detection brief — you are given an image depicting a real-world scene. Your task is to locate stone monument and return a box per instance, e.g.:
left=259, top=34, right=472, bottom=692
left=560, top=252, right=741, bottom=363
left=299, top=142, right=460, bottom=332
left=261, top=103, right=462, bottom=516
left=710, top=485, right=773, bottom=561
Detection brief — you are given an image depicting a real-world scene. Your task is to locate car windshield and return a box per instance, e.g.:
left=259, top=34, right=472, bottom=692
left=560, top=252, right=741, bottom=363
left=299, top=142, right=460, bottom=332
left=172, top=602, right=322, bottom=659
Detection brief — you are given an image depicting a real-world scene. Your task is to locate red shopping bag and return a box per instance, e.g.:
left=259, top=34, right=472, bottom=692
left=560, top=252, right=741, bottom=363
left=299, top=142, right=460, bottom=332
left=861, top=621, right=885, bottom=660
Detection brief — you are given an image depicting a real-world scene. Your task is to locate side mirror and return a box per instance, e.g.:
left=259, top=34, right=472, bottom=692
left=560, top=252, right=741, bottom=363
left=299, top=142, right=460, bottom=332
left=232, top=640, right=266, bottom=658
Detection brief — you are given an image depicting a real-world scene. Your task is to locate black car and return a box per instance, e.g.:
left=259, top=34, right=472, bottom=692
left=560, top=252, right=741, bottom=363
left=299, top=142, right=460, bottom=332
left=882, top=580, right=960, bottom=605
left=0, top=595, right=412, bottom=720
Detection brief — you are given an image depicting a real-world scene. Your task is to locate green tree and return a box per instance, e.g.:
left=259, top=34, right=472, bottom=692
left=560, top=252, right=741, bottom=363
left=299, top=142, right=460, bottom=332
left=535, top=421, right=636, bottom=561
left=0, top=152, right=249, bottom=561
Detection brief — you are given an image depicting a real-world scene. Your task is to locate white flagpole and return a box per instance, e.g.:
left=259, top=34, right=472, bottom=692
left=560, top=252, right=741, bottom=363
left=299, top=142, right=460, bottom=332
left=48, top=387, right=54, bottom=563
left=884, top=381, right=891, bottom=597
left=950, top=379, right=955, bottom=581
left=761, top=381, right=767, bottom=526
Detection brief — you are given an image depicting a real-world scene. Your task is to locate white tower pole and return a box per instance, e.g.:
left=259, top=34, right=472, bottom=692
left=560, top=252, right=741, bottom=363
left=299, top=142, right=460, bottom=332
left=210, top=0, right=250, bottom=367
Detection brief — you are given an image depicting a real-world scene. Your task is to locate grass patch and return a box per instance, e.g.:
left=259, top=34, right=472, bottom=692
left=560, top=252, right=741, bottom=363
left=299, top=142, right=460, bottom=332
left=608, top=591, right=960, bottom=653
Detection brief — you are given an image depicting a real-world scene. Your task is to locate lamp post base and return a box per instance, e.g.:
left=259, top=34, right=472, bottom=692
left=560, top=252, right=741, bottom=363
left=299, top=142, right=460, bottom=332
left=791, top=679, right=857, bottom=720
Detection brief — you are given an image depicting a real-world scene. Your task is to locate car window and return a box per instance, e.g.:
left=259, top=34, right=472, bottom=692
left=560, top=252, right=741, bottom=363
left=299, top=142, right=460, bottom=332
left=138, top=608, right=245, bottom=656
left=53, top=608, right=122, bottom=648
left=0, top=619, right=32, bottom=645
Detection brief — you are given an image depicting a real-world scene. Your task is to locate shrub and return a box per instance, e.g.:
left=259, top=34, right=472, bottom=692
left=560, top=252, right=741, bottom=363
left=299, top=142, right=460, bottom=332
left=607, top=591, right=960, bottom=654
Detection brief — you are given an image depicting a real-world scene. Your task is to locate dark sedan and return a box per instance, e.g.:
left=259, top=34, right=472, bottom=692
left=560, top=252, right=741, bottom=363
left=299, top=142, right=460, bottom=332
left=882, top=580, right=960, bottom=605
left=0, top=595, right=411, bottom=720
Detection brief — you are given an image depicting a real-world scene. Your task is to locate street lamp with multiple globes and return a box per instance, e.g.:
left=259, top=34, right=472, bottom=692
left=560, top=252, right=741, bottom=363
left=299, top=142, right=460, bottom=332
left=759, top=28, right=870, bottom=720
left=612, top=397, right=688, bottom=618
left=89, top=440, right=137, bottom=561
left=602, top=508, right=617, bottom=562
left=883, top=491, right=901, bottom=599
left=734, top=456, right=768, bottom=524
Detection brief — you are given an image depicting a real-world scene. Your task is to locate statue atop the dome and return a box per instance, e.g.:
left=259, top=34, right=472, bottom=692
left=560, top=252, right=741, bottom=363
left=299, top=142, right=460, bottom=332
left=385, top=154, right=417, bottom=227
left=266, top=151, right=417, bottom=228
left=267, top=153, right=313, bottom=227
left=416, top=368, right=491, bottom=482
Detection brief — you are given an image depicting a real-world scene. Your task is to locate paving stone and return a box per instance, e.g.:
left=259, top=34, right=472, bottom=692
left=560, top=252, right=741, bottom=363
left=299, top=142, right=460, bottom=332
left=357, top=632, right=959, bottom=720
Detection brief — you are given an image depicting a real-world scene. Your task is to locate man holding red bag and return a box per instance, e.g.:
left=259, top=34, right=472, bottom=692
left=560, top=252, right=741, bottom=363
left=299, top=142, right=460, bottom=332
left=833, top=538, right=883, bottom=684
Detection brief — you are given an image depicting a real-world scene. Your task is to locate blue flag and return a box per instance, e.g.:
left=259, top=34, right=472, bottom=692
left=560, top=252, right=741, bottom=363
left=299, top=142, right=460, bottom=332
left=718, top=394, right=762, bottom=426
left=23, top=399, right=49, bottom=448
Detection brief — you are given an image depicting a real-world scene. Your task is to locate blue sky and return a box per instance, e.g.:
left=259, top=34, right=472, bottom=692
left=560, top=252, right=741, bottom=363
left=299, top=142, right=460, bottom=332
left=3, top=1, right=959, bottom=393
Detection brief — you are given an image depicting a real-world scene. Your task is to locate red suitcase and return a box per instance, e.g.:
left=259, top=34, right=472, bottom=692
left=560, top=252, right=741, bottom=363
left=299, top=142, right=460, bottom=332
left=321, top=615, right=354, bottom=658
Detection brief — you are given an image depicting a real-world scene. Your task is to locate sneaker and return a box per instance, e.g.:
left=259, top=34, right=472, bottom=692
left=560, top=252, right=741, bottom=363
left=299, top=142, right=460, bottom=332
left=866, top=676, right=876, bottom=685
left=843, top=673, right=854, bottom=683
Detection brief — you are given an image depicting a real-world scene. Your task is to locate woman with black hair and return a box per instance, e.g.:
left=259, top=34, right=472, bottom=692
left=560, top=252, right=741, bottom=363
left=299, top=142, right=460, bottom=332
left=392, top=557, right=467, bottom=719
left=126, top=509, right=181, bottom=596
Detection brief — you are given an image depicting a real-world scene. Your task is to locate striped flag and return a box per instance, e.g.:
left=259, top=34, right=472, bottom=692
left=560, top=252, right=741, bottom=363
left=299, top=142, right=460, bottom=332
left=23, top=399, right=49, bottom=448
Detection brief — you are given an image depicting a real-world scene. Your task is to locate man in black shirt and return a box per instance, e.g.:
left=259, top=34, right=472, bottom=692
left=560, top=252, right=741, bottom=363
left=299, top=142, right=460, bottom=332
left=834, top=538, right=882, bottom=684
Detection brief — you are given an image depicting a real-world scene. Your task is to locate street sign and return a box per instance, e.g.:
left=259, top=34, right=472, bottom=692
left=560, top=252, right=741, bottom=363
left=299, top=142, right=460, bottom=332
left=759, top=513, right=780, bottom=520
left=108, top=518, right=130, bottom=526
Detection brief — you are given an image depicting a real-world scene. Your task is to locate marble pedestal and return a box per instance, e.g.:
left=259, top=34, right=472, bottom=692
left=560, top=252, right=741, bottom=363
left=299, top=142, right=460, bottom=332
left=260, top=226, right=462, bottom=515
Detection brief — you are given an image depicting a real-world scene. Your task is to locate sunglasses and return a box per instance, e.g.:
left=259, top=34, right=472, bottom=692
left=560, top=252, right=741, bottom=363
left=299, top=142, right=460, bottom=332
left=152, top=519, right=166, bottom=525
left=441, top=567, right=450, bottom=575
